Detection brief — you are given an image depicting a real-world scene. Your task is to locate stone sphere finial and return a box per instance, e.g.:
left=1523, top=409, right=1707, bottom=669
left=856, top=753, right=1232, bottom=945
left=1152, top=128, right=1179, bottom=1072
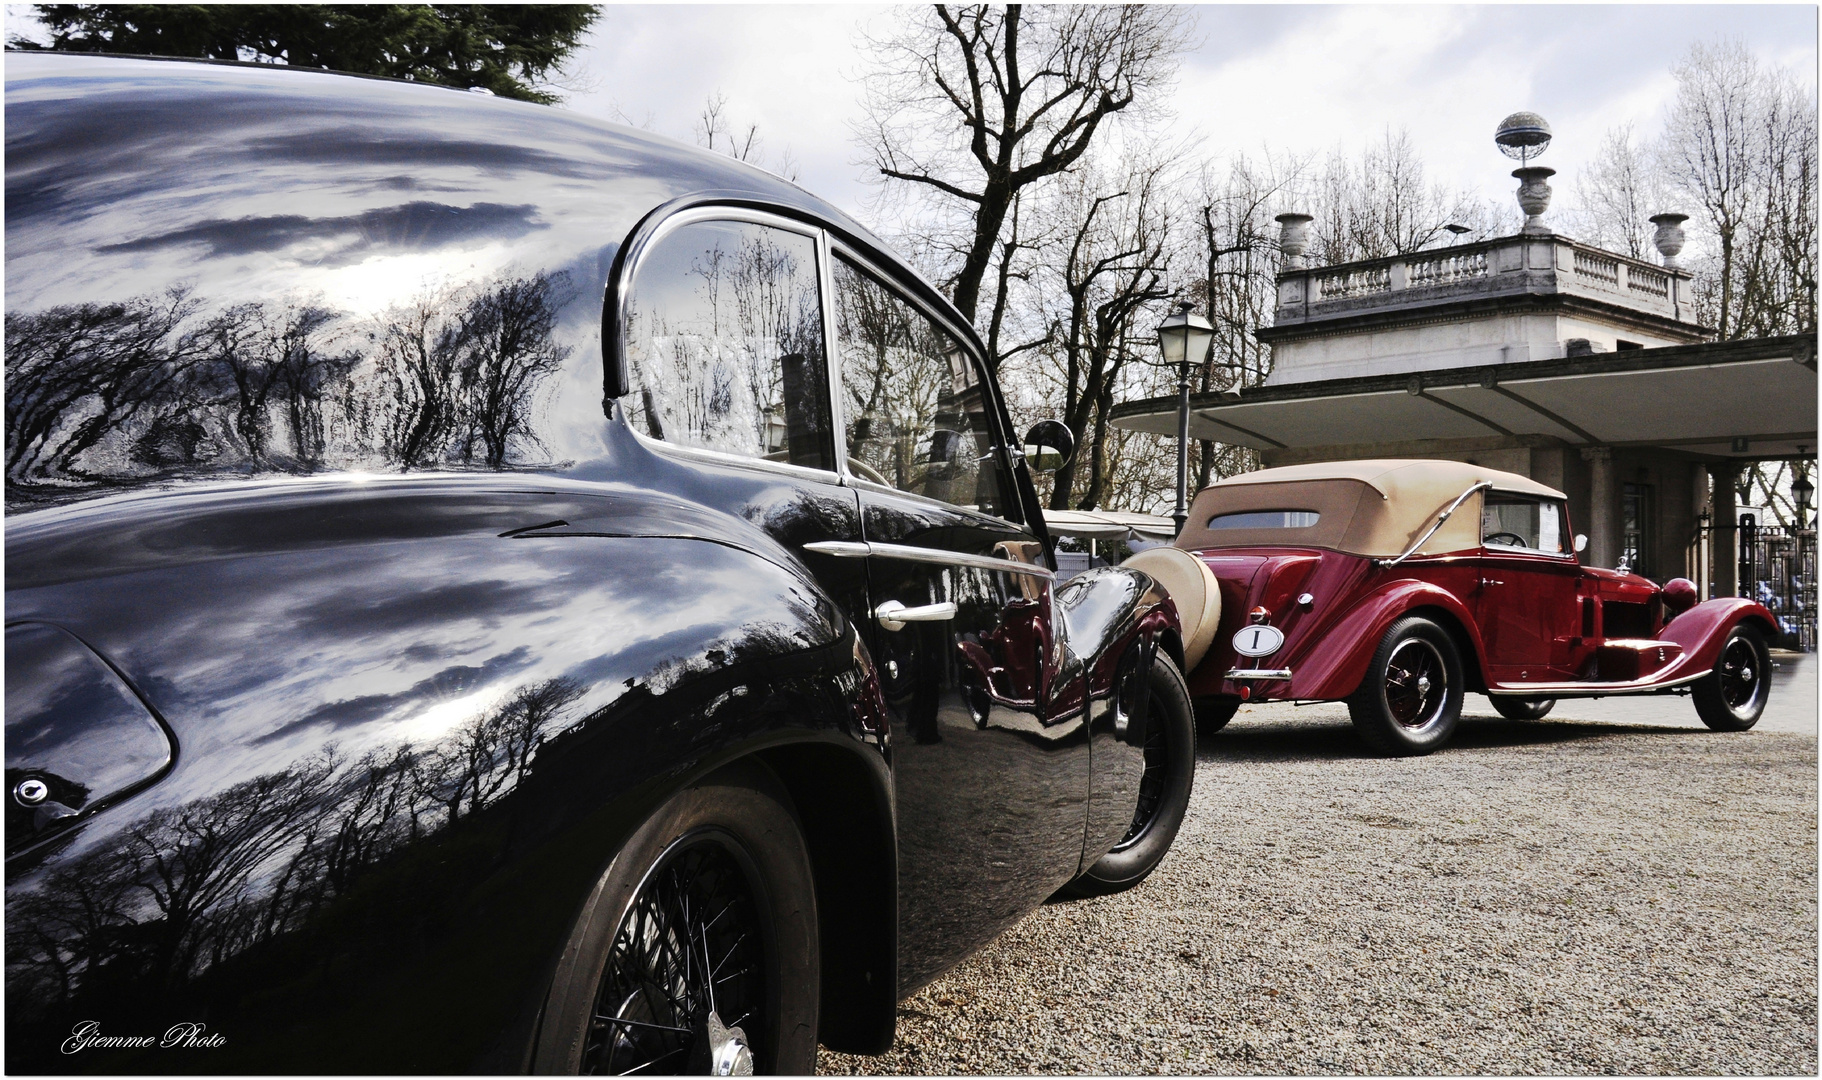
left=1495, top=111, right=1553, bottom=164
left=1275, top=212, right=1314, bottom=269
left=1649, top=212, right=1689, bottom=268
left=1512, top=167, right=1556, bottom=234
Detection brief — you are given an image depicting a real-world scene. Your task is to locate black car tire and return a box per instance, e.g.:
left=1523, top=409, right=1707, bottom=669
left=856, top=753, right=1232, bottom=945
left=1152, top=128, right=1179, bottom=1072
left=1057, top=653, right=1195, bottom=898
left=534, top=760, right=819, bottom=1075
left=1347, top=616, right=1464, bottom=756
left=1193, top=695, right=1241, bottom=737
left=1490, top=695, right=1555, bottom=721
left=1692, top=623, right=1771, bottom=732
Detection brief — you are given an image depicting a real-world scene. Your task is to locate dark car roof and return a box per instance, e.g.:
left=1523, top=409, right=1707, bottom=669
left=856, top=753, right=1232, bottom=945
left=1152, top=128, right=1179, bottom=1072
left=5, top=53, right=952, bottom=508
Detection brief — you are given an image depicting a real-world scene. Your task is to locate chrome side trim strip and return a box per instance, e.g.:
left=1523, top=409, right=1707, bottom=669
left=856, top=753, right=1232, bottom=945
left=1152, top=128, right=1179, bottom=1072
left=802, top=539, right=1054, bottom=579
left=1226, top=668, right=1293, bottom=680
left=801, top=540, right=872, bottom=559
left=1484, top=669, right=1707, bottom=695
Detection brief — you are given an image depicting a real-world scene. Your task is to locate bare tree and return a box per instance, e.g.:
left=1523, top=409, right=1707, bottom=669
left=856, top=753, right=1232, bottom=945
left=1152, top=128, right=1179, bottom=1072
left=1574, top=123, right=1669, bottom=260
left=1033, top=151, right=1177, bottom=510
left=696, top=91, right=763, bottom=163
left=857, top=4, right=1190, bottom=352
left=694, top=91, right=800, bottom=182
left=1187, top=152, right=1301, bottom=488
left=1661, top=39, right=1818, bottom=339
left=1304, top=129, right=1505, bottom=265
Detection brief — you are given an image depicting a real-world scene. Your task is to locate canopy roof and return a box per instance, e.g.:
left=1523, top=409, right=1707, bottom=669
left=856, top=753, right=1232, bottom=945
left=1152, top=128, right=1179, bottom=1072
left=1175, top=459, right=1563, bottom=558
left=1111, top=337, right=1816, bottom=463
left=1044, top=508, right=1177, bottom=541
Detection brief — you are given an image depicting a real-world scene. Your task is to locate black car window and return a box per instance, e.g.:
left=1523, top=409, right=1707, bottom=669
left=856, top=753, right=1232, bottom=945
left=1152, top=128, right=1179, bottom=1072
left=832, top=254, right=1011, bottom=519
left=1481, top=494, right=1567, bottom=553
left=623, top=219, right=834, bottom=472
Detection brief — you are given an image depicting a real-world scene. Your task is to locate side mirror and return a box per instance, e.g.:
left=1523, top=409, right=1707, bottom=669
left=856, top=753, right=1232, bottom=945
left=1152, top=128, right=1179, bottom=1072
left=1573, top=534, right=1588, bottom=554
left=1023, top=420, right=1075, bottom=473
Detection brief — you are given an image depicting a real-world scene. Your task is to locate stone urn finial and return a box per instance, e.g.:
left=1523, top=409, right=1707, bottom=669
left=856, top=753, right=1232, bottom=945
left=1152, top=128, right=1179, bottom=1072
left=1512, top=167, right=1556, bottom=234
left=1275, top=212, right=1314, bottom=269
left=1649, top=213, right=1689, bottom=269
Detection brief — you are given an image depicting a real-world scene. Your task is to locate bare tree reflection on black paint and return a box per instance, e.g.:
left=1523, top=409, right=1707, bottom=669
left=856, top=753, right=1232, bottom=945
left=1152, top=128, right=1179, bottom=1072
left=355, top=271, right=575, bottom=471
left=454, top=273, right=573, bottom=468
left=4, top=271, right=574, bottom=504
left=194, top=301, right=362, bottom=465
left=5, top=677, right=583, bottom=1019
left=4, top=288, right=204, bottom=483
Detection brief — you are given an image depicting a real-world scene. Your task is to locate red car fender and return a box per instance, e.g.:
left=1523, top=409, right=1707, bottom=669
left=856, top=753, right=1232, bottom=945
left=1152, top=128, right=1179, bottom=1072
left=1288, top=579, right=1489, bottom=700
left=1658, top=597, right=1781, bottom=674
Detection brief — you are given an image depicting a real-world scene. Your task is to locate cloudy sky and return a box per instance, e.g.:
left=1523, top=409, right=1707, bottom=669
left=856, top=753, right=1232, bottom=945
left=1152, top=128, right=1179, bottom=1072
left=559, top=4, right=1816, bottom=223
left=5, top=4, right=1814, bottom=226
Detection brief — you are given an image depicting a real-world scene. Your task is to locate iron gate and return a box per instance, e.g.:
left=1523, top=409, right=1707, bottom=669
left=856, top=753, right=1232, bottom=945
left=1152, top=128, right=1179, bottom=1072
left=1690, top=511, right=1816, bottom=650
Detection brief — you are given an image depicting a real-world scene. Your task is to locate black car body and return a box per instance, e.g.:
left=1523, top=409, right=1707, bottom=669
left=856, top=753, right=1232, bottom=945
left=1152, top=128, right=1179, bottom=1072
left=4, top=55, right=1191, bottom=1073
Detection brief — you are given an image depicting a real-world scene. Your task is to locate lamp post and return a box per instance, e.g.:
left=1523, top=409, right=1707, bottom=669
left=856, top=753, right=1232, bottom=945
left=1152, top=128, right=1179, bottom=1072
left=1793, top=455, right=1813, bottom=530
left=1157, top=301, right=1214, bottom=538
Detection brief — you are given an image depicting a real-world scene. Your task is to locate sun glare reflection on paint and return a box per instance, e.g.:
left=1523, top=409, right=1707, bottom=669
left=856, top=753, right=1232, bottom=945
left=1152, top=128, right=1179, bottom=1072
left=398, top=685, right=508, bottom=743
left=320, top=246, right=513, bottom=315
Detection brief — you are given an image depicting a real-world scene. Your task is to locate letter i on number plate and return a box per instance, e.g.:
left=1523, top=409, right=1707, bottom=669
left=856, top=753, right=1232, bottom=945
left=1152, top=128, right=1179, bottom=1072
left=1232, top=624, right=1285, bottom=657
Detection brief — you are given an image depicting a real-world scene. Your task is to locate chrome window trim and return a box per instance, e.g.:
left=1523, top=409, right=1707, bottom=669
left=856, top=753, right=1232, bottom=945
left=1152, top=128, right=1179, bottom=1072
left=627, top=429, right=844, bottom=485
left=814, top=227, right=855, bottom=486
left=803, top=539, right=1054, bottom=580
left=1481, top=491, right=1576, bottom=558
left=616, top=206, right=842, bottom=478
left=827, top=240, right=983, bottom=363
left=1378, top=481, right=1491, bottom=568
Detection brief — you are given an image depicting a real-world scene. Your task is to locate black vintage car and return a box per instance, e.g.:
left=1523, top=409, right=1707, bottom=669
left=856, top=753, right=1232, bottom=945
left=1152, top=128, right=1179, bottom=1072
left=4, top=54, right=1197, bottom=1073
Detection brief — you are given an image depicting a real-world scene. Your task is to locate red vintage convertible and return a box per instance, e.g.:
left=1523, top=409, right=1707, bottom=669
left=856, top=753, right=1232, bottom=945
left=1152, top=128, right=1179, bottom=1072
left=1124, top=459, right=1778, bottom=755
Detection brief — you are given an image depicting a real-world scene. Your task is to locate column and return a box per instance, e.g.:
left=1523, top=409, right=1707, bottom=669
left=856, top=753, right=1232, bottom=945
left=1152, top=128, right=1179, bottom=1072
left=1711, top=461, right=1738, bottom=598
left=1691, top=465, right=1713, bottom=597
left=1581, top=446, right=1617, bottom=568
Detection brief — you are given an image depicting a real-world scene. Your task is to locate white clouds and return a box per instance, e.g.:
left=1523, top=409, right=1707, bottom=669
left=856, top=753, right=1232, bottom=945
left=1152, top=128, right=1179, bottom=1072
left=564, top=4, right=1813, bottom=234
left=563, top=5, right=891, bottom=212
left=9, top=4, right=1811, bottom=231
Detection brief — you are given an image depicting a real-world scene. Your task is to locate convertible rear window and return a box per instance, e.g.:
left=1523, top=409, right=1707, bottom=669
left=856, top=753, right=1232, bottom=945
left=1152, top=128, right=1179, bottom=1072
left=1207, top=510, right=1319, bottom=530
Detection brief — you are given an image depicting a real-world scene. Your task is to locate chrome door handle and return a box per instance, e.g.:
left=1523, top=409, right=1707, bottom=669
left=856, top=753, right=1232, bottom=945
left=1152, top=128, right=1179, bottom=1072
left=875, top=600, right=957, bottom=632
left=1481, top=577, right=1504, bottom=587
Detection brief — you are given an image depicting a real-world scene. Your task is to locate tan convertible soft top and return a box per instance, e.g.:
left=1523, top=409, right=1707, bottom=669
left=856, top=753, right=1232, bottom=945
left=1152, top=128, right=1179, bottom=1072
left=1174, top=459, right=1567, bottom=558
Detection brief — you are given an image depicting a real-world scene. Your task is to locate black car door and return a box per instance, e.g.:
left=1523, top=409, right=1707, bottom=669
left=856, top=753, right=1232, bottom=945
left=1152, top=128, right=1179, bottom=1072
left=823, top=249, right=1089, bottom=992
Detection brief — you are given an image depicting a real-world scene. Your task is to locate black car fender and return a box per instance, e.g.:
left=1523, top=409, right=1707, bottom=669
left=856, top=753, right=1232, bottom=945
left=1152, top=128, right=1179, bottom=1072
left=1053, top=564, right=1182, bottom=866
left=3, top=479, right=896, bottom=1071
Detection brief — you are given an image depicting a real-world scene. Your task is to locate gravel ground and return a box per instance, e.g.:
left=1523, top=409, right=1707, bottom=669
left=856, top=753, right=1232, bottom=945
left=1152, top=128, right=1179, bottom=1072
left=819, top=657, right=1817, bottom=1075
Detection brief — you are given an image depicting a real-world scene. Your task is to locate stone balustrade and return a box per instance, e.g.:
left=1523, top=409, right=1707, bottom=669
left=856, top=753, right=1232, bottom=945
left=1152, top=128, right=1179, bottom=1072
left=1274, top=232, right=1695, bottom=326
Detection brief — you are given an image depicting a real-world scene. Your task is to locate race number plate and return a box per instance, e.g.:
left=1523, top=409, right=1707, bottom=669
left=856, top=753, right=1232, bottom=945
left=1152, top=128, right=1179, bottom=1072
left=1232, top=624, right=1285, bottom=657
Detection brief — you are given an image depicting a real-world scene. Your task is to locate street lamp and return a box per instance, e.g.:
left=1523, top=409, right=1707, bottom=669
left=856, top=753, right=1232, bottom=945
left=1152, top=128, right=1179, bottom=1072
left=1157, top=301, right=1214, bottom=538
left=1793, top=451, right=1813, bottom=530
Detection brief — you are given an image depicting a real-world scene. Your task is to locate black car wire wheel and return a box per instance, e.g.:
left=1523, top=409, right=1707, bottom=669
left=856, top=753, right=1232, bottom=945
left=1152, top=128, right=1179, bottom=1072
left=1055, top=651, right=1195, bottom=897
left=1718, top=637, right=1762, bottom=710
left=1693, top=624, right=1771, bottom=732
left=1383, top=638, right=1447, bottom=731
left=1115, top=686, right=1167, bottom=851
left=583, top=831, right=766, bottom=1076
left=1347, top=616, right=1464, bottom=756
